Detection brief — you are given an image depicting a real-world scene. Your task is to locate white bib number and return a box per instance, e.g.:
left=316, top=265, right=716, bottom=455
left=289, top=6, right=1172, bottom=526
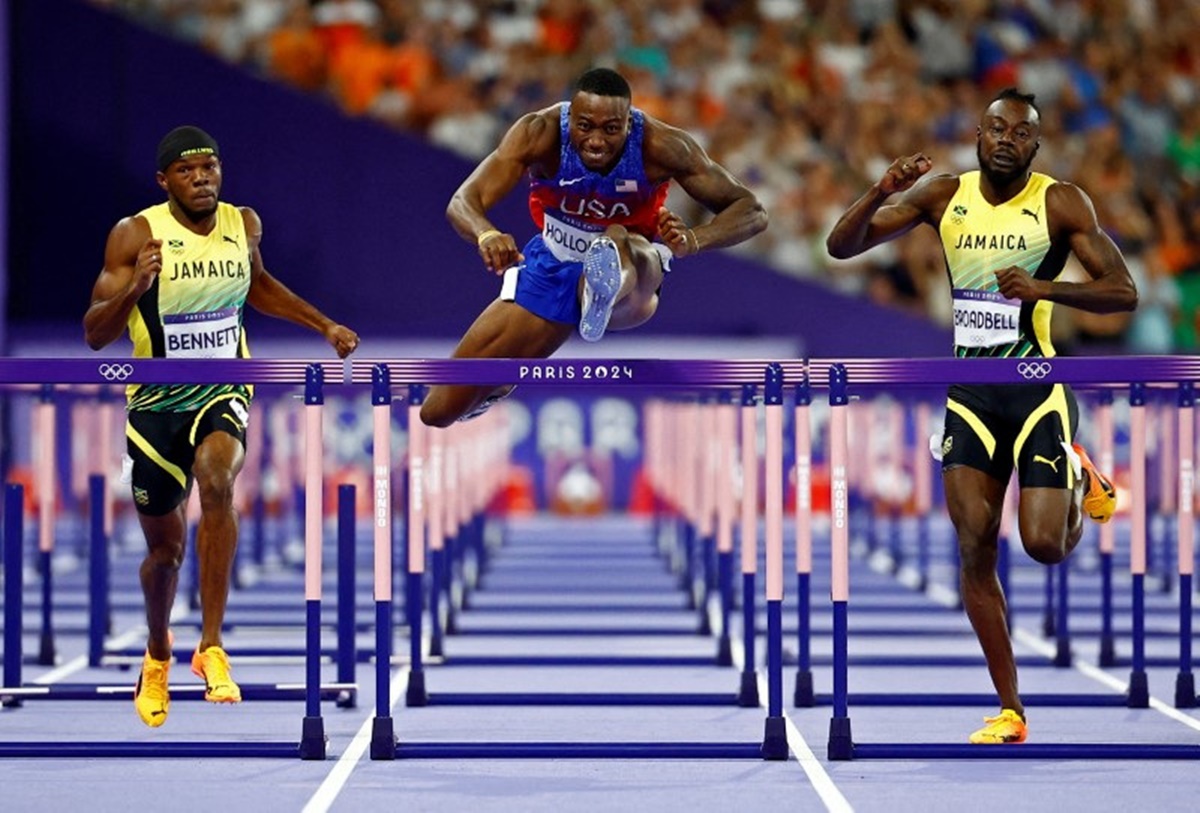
left=542, top=213, right=600, bottom=262
left=952, top=289, right=1021, bottom=348
left=162, top=307, right=241, bottom=358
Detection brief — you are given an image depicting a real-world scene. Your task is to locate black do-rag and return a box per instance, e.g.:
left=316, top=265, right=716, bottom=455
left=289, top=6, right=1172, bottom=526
left=156, top=125, right=219, bottom=172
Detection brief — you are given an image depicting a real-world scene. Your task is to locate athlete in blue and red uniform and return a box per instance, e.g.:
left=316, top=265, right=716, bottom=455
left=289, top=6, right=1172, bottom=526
left=420, top=68, right=768, bottom=427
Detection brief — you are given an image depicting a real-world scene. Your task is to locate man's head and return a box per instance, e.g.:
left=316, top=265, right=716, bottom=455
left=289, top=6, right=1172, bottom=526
left=976, top=88, right=1041, bottom=186
left=568, top=68, right=632, bottom=172
left=155, top=125, right=222, bottom=220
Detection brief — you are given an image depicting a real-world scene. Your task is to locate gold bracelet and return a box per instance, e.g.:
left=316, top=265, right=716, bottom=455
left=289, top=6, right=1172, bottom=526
left=687, top=228, right=700, bottom=254
left=476, top=229, right=502, bottom=247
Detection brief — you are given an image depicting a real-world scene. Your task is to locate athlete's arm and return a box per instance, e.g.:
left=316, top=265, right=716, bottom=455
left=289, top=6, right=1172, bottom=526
left=241, top=207, right=359, bottom=358
left=825, top=155, right=947, bottom=259
left=994, top=183, right=1138, bottom=314
left=446, top=108, right=559, bottom=275
left=84, top=216, right=162, bottom=350
left=644, top=120, right=767, bottom=256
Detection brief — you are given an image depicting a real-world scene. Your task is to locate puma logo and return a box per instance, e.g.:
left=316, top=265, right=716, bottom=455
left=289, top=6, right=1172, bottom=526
left=222, top=235, right=239, bottom=246
left=1020, top=207, right=1040, bottom=224
left=1033, top=454, right=1061, bottom=472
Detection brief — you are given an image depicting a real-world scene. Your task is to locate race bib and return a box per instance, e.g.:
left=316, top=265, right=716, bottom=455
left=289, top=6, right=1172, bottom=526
left=952, top=289, right=1021, bottom=348
left=162, top=307, right=241, bottom=358
left=542, top=213, right=601, bottom=262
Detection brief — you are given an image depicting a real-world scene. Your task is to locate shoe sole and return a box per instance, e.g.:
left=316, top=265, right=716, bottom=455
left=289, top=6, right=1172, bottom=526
left=579, top=237, right=621, bottom=343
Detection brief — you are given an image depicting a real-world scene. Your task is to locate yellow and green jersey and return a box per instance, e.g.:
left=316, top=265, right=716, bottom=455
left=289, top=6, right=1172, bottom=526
left=939, top=170, right=1065, bottom=358
left=125, top=201, right=252, bottom=412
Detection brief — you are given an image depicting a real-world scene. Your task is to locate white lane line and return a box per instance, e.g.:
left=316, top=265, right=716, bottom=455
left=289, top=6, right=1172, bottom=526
left=1013, top=628, right=1200, bottom=733
left=301, top=666, right=410, bottom=813
left=733, top=642, right=854, bottom=812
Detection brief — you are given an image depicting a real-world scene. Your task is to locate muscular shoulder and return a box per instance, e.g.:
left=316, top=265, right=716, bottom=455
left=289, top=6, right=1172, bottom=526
left=107, top=214, right=152, bottom=257
left=640, top=115, right=701, bottom=177
left=900, top=172, right=960, bottom=222
left=238, top=206, right=263, bottom=239
left=1045, top=181, right=1098, bottom=236
left=503, top=104, right=562, bottom=165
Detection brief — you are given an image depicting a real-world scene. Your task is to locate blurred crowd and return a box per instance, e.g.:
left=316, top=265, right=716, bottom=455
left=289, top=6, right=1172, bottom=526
left=94, top=0, right=1200, bottom=353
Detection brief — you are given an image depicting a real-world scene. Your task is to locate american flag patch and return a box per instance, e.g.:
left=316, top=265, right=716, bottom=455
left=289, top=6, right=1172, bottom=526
left=615, top=179, right=638, bottom=193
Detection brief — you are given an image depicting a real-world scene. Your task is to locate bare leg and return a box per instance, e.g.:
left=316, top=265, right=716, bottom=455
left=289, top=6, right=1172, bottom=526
left=139, top=506, right=187, bottom=661
left=591, top=224, right=665, bottom=332
left=421, top=299, right=574, bottom=428
left=945, top=466, right=1023, bottom=715
left=192, top=431, right=245, bottom=651
left=1017, top=484, right=1083, bottom=565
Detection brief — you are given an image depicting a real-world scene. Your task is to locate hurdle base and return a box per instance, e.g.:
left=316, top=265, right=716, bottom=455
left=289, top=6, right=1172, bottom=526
left=1054, top=638, right=1072, bottom=667
left=336, top=688, right=357, bottom=709
left=828, top=715, right=853, bottom=761
left=793, top=670, right=814, bottom=707
left=1127, top=671, right=1150, bottom=708
left=299, top=716, right=327, bottom=760
left=406, top=670, right=428, bottom=707
left=737, top=671, right=759, bottom=707
left=1098, top=636, right=1117, bottom=667
left=715, top=636, right=733, bottom=667
left=370, top=717, right=397, bottom=761
left=1175, top=672, right=1196, bottom=709
left=37, top=635, right=56, bottom=666
left=761, top=716, right=788, bottom=760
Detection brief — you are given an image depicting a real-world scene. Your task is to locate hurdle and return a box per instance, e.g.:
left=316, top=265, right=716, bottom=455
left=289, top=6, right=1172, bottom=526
left=812, top=355, right=1200, bottom=759
left=0, top=359, right=344, bottom=758
left=366, top=358, right=799, bottom=760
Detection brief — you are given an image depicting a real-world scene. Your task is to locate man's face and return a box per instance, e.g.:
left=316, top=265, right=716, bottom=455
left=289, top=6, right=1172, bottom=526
left=976, top=99, right=1040, bottom=184
left=157, top=154, right=222, bottom=219
left=567, top=91, right=631, bottom=172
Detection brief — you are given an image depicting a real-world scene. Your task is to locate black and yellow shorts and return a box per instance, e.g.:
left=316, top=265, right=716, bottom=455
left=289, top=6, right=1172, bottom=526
left=941, top=383, right=1079, bottom=489
left=125, top=395, right=250, bottom=515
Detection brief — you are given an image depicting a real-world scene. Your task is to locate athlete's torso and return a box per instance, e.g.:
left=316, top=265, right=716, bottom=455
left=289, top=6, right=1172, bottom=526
left=939, top=170, right=1067, bottom=358
left=527, top=104, right=669, bottom=262
left=126, top=201, right=252, bottom=412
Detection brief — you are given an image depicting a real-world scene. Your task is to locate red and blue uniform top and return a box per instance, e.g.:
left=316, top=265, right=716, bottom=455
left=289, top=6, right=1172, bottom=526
left=527, top=104, right=669, bottom=259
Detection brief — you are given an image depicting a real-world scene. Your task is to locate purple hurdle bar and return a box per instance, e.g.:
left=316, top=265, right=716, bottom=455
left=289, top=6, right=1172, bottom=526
left=0, top=359, right=344, bottom=759
left=359, top=359, right=794, bottom=760
left=807, top=356, right=1200, bottom=761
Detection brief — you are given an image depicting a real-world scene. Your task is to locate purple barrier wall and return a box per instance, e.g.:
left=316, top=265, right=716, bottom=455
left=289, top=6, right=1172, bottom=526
left=1, top=0, right=10, bottom=351
left=8, top=0, right=951, bottom=358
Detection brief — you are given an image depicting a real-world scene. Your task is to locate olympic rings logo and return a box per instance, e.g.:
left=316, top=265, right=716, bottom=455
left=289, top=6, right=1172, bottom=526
left=1016, top=361, right=1052, bottom=380
left=98, top=363, right=134, bottom=381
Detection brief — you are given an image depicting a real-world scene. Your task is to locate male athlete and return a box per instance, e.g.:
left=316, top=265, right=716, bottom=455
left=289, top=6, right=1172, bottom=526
left=826, top=88, right=1137, bottom=743
left=83, top=126, right=359, bottom=727
left=419, top=67, right=768, bottom=427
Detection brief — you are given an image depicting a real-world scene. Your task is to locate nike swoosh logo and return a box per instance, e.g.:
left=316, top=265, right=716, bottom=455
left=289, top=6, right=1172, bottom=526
left=558, top=177, right=586, bottom=186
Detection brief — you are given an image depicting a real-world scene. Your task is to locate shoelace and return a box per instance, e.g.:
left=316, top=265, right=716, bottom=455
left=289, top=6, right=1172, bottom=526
left=140, top=661, right=169, bottom=701
left=200, top=649, right=233, bottom=684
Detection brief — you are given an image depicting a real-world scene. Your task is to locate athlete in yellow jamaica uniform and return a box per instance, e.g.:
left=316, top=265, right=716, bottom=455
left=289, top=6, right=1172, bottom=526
left=84, top=126, right=359, bottom=727
left=826, top=88, right=1136, bottom=745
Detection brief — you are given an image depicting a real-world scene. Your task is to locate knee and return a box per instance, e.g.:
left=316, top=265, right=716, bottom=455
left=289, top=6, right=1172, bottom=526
left=603, top=224, right=630, bottom=248
left=1023, top=534, right=1067, bottom=565
left=146, top=541, right=185, bottom=570
left=193, top=462, right=236, bottom=511
left=419, top=400, right=455, bottom=429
